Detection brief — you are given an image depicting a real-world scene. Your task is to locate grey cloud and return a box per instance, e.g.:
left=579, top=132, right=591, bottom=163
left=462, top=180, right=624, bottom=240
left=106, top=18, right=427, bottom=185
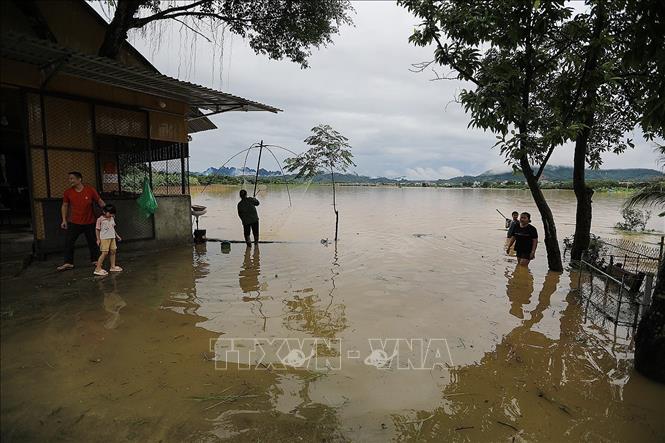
left=115, top=1, right=660, bottom=178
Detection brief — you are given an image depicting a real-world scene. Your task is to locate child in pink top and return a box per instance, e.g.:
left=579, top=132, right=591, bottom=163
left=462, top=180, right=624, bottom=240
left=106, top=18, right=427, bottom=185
left=94, top=204, right=123, bottom=276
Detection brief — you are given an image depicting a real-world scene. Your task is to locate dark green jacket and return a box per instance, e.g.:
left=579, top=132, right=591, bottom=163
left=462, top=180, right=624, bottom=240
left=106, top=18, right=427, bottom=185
left=237, top=197, right=259, bottom=225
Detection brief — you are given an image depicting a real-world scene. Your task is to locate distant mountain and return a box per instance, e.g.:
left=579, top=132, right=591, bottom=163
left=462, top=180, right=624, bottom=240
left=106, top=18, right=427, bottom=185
left=441, top=165, right=663, bottom=184
left=200, top=166, right=281, bottom=177
left=195, top=164, right=662, bottom=184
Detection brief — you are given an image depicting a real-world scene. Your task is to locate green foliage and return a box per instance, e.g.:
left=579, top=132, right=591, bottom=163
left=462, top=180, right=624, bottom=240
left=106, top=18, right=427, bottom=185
left=401, top=0, right=576, bottom=168
left=399, top=0, right=661, bottom=171
left=624, top=181, right=665, bottom=217
left=624, top=146, right=665, bottom=217
left=615, top=207, right=651, bottom=231
left=101, top=0, right=354, bottom=68
left=284, top=124, right=355, bottom=179
left=285, top=124, right=354, bottom=241
left=615, top=0, right=665, bottom=137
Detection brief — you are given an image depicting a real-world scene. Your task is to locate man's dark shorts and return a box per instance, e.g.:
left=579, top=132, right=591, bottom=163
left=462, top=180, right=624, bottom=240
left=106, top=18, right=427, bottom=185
left=243, top=221, right=259, bottom=239
left=515, top=250, right=531, bottom=260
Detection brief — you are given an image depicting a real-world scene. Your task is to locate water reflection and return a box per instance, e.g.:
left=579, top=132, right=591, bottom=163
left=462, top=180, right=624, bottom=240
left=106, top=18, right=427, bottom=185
left=97, top=276, right=126, bottom=329
left=239, top=245, right=261, bottom=294
left=505, top=265, right=535, bottom=319
left=237, top=244, right=270, bottom=331
left=282, top=245, right=348, bottom=338
left=4, top=185, right=664, bottom=441
left=391, top=271, right=662, bottom=441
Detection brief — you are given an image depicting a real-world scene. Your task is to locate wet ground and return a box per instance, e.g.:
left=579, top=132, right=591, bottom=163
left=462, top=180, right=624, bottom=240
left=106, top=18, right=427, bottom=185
left=1, top=187, right=664, bottom=442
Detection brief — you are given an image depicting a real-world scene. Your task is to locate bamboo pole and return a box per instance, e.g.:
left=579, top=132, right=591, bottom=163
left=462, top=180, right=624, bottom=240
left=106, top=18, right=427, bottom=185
left=254, top=140, right=264, bottom=197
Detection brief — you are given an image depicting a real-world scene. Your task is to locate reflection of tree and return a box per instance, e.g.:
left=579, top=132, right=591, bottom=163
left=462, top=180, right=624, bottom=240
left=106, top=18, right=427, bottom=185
left=282, top=244, right=347, bottom=338
left=391, top=271, right=658, bottom=441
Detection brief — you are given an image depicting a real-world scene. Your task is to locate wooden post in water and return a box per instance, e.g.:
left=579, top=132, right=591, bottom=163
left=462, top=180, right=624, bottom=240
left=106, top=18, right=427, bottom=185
left=254, top=140, right=264, bottom=197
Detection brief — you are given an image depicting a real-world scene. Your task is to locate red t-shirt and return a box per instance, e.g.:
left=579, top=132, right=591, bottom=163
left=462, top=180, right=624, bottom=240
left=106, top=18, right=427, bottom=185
left=63, top=185, right=102, bottom=225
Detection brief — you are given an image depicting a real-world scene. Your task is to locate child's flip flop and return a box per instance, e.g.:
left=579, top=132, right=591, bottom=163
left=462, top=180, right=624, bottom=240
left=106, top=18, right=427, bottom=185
left=57, top=264, right=74, bottom=271
left=109, top=266, right=123, bottom=272
left=94, top=269, right=108, bottom=276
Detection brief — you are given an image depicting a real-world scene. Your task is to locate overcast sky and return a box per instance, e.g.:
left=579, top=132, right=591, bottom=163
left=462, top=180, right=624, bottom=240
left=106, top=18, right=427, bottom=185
left=101, top=1, right=661, bottom=179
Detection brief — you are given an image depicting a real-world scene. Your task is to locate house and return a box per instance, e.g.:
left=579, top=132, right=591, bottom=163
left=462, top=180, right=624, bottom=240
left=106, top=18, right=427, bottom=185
left=0, top=0, right=279, bottom=260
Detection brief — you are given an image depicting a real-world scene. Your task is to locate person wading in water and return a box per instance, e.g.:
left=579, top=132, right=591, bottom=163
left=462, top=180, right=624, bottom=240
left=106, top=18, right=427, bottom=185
left=505, top=210, right=519, bottom=252
left=237, top=189, right=260, bottom=246
left=506, top=212, right=538, bottom=266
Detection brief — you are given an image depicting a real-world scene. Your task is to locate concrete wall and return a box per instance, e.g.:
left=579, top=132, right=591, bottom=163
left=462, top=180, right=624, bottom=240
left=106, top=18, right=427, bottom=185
left=154, top=195, right=192, bottom=244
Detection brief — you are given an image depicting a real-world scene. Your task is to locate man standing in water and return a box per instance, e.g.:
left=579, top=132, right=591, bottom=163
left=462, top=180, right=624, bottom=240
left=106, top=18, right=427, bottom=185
left=57, top=172, right=106, bottom=271
left=506, top=212, right=538, bottom=266
left=237, top=189, right=260, bottom=246
left=507, top=211, right=519, bottom=238
left=505, top=211, right=520, bottom=252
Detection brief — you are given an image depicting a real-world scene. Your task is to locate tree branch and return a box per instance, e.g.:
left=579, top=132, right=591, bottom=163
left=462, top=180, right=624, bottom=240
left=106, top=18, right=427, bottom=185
left=133, top=11, right=251, bottom=29
left=535, top=144, right=555, bottom=179
left=534, top=39, right=575, bottom=71
left=130, top=0, right=209, bottom=27
left=409, top=60, right=435, bottom=73
left=171, top=17, right=212, bottom=43
left=430, top=32, right=481, bottom=86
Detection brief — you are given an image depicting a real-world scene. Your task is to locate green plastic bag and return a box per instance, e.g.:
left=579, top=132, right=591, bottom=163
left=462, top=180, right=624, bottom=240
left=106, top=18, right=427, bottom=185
left=136, top=179, right=158, bottom=218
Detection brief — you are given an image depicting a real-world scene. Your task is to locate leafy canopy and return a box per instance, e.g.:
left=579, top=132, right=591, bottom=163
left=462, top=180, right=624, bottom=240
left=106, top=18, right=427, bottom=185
left=285, top=124, right=355, bottom=178
left=98, top=0, right=354, bottom=67
left=399, top=0, right=654, bottom=172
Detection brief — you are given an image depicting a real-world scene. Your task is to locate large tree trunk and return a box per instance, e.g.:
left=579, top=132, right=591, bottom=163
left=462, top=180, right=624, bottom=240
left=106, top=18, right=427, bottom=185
left=98, top=0, right=143, bottom=59
left=634, top=259, right=665, bottom=383
left=571, top=3, right=605, bottom=261
left=521, top=157, right=564, bottom=272
left=571, top=132, right=594, bottom=261
left=513, top=10, right=562, bottom=272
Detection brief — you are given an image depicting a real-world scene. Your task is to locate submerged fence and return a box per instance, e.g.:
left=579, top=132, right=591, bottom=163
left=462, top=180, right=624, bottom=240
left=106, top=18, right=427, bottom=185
left=574, top=236, right=662, bottom=330
left=576, top=260, right=654, bottom=329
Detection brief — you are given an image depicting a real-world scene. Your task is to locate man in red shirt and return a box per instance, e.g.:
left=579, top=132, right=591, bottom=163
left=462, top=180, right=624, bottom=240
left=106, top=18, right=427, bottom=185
left=57, top=172, right=106, bottom=271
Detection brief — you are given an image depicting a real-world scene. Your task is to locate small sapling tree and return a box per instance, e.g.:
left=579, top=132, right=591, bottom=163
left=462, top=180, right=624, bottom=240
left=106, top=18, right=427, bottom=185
left=285, top=124, right=355, bottom=242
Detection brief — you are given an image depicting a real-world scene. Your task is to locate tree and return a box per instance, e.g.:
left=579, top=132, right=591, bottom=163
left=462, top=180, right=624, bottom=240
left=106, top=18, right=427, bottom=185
left=625, top=182, right=665, bottom=217
left=400, top=0, right=583, bottom=271
left=622, top=145, right=664, bottom=216
left=616, top=0, right=665, bottom=138
left=634, top=252, right=665, bottom=383
left=285, top=125, right=355, bottom=242
left=96, top=0, right=353, bottom=67
left=566, top=0, right=663, bottom=261
left=626, top=144, right=664, bottom=382
left=615, top=2, right=665, bottom=381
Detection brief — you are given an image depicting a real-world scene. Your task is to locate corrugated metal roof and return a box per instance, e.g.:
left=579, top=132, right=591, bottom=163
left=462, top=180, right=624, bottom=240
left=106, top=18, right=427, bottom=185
left=0, top=32, right=281, bottom=114
left=187, top=107, right=218, bottom=134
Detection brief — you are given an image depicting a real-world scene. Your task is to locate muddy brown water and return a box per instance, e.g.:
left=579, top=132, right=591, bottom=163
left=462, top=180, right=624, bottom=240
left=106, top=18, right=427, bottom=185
left=1, top=186, right=664, bottom=442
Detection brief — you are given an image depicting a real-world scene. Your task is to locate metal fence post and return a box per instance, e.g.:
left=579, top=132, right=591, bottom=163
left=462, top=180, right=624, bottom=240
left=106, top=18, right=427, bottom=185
left=643, top=274, right=654, bottom=311
left=615, top=275, right=624, bottom=325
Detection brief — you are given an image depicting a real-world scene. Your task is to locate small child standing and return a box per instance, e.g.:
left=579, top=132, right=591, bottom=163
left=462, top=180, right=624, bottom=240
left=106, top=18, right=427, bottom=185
left=94, top=204, right=122, bottom=276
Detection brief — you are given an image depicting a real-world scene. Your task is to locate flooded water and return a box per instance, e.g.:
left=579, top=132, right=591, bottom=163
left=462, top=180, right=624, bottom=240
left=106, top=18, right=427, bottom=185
left=2, top=186, right=664, bottom=442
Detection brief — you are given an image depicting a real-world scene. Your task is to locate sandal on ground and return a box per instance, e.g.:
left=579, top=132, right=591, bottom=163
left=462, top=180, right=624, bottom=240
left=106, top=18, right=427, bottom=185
left=93, top=269, right=108, bottom=276
left=109, top=266, right=123, bottom=272
left=57, top=264, right=74, bottom=271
